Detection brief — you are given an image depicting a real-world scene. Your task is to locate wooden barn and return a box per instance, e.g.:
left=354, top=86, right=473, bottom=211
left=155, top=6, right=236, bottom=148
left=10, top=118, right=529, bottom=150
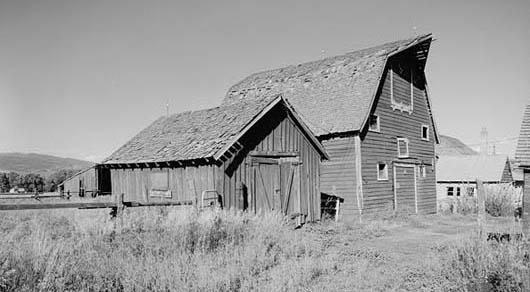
left=59, top=166, right=111, bottom=197
left=74, top=95, right=328, bottom=222
left=223, top=34, right=439, bottom=217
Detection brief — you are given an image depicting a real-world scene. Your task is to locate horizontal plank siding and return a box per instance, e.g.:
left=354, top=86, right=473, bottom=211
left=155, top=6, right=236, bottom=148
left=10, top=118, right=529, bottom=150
left=361, top=57, right=436, bottom=214
left=320, top=136, right=357, bottom=217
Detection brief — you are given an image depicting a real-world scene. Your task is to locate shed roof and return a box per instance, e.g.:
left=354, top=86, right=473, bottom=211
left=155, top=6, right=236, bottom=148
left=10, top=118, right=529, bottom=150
left=436, top=155, right=511, bottom=183
left=515, top=103, right=530, bottom=166
left=223, top=34, right=434, bottom=137
left=103, top=95, right=327, bottom=164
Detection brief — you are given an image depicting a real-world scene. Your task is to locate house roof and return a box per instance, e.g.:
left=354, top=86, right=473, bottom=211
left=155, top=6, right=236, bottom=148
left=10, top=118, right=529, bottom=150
left=223, top=34, right=435, bottom=137
left=436, top=134, right=477, bottom=156
left=103, top=95, right=327, bottom=165
left=515, top=103, right=530, bottom=166
left=436, top=155, right=511, bottom=183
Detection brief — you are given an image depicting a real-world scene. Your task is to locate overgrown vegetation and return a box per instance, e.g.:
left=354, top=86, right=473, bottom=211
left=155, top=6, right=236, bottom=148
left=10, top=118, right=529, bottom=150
left=0, top=207, right=527, bottom=291
left=439, top=183, right=522, bottom=217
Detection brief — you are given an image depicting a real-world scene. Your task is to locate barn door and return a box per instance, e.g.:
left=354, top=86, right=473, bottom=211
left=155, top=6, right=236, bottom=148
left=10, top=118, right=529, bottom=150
left=250, top=156, right=300, bottom=215
left=279, top=158, right=300, bottom=216
left=393, top=164, right=417, bottom=213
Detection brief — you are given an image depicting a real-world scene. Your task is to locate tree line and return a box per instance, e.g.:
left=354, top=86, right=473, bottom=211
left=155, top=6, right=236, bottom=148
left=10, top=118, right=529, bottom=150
left=0, top=169, right=79, bottom=193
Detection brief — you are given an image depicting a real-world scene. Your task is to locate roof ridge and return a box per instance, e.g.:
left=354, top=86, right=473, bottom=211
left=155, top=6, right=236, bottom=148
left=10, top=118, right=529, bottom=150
left=228, top=33, right=431, bottom=93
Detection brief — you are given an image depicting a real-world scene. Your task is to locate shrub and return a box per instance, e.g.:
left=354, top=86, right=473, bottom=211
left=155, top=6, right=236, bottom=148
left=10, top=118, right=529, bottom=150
left=484, top=184, right=522, bottom=217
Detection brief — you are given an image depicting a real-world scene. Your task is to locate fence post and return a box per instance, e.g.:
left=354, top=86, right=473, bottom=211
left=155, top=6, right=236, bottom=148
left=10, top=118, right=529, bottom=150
left=476, top=179, right=485, bottom=233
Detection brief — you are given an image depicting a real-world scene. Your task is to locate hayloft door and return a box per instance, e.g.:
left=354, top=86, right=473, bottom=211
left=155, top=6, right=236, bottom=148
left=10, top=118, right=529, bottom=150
left=393, top=164, right=417, bottom=213
left=250, top=156, right=301, bottom=215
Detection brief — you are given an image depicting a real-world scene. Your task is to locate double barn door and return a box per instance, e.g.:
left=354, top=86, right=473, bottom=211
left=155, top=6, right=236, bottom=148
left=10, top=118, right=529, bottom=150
left=249, top=156, right=301, bottom=216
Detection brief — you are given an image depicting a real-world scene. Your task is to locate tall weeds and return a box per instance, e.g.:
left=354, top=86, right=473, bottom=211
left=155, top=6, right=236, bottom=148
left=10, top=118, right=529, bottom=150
left=0, top=208, right=322, bottom=292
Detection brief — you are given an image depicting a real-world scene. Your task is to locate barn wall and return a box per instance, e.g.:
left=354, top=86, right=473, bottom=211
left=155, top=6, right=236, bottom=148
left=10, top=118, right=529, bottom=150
left=361, top=57, right=437, bottom=214
left=319, top=136, right=358, bottom=218
left=62, top=167, right=97, bottom=196
left=217, top=104, right=322, bottom=221
left=110, top=165, right=215, bottom=204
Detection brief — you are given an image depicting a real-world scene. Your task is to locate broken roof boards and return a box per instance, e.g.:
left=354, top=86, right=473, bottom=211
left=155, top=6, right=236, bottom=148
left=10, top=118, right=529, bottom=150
left=224, top=34, right=438, bottom=216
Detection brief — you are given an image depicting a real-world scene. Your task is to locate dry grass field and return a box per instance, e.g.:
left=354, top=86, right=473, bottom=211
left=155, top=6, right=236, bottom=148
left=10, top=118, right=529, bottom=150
left=0, top=206, right=528, bottom=292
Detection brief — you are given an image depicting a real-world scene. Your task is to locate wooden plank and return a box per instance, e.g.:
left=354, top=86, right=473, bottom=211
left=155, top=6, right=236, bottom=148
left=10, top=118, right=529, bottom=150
left=476, top=179, right=486, bottom=229
left=522, top=170, right=530, bottom=237
left=0, top=202, right=117, bottom=210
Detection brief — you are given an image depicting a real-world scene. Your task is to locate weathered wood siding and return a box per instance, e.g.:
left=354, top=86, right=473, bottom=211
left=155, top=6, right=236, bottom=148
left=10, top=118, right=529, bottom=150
left=217, top=105, right=322, bottom=221
left=319, top=136, right=358, bottom=217
left=106, top=103, right=323, bottom=221
left=110, top=165, right=215, bottom=204
left=62, top=167, right=97, bottom=196
left=361, top=57, right=437, bottom=214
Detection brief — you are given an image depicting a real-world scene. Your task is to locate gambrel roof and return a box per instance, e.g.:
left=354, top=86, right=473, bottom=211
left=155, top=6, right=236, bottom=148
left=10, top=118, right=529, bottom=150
left=103, top=95, right=327, bottom=165
left=223, top=34, right=436, bottom=138
left=515, top=103, right=530, bottom=166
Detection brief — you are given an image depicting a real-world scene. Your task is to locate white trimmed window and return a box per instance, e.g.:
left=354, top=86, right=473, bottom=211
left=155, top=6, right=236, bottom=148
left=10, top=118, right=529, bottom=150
left=421, top=125, right=429, bottom=141
left=377, top=163, right=388, bottom=181
left=397, top=138, right=409, bottom=158
left=369, top=115, right=380, bottom=132
left=447, top=187, right=454, bottom=196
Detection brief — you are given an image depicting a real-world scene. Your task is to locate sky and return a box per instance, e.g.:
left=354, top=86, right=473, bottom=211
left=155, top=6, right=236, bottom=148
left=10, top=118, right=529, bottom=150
left=0, top=0, right=529, bottom=162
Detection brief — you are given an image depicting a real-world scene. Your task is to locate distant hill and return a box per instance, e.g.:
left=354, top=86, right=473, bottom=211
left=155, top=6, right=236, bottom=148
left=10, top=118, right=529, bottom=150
left=436, top=135, right=477, bottom=156
left=0, top=153, right=94, bottom=175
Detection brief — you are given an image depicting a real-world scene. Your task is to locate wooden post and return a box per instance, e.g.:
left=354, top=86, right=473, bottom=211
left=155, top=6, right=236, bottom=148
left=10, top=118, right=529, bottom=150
left=523, top=169, right=530, bottom=238
left=335, top=198, right=340, bottom=222
left=476, top=179, right=485, bottom=232
left=117, top=193, right=124, bottom=216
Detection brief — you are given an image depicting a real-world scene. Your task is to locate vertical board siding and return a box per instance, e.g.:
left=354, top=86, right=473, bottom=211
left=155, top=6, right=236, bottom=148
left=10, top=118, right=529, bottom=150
left=62, top=168, right=97, bottom=196
left=217, top=105, right=322, bottom=221
left=319, top=136, right=357, bottom=217
left=110, top=165, right=214, bottom=204
left=361, top=58, right=436, bottom=214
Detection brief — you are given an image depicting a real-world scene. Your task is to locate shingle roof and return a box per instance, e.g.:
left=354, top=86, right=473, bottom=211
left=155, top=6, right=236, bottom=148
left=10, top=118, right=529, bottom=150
left=103, top=95, right=327, bottom=164
left=436, top=155, right=512, bottom=183
left=223, top=34, right=433, bottom=136
left=515, top=103, right=530, bottom=166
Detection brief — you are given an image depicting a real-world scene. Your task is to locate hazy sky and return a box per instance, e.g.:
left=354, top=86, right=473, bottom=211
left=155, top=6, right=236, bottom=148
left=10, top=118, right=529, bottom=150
left=1, top=0, right=529, bottom=162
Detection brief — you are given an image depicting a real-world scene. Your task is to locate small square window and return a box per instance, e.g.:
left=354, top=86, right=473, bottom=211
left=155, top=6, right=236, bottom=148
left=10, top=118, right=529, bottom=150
left=377, top=163, right=388, bottom=181
left=369, top=115, right=380, bottom=132
left=421, top=125, right=429, bottom=141
left=397, top=138, right=409, bottom=158
left=447, top=187, right=454, bottom=196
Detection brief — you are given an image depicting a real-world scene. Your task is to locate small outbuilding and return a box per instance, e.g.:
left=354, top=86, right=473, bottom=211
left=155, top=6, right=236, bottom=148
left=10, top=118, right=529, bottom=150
left=75, top=95, right=328, bottom=222
left=436, top=155, right=513, bottom=203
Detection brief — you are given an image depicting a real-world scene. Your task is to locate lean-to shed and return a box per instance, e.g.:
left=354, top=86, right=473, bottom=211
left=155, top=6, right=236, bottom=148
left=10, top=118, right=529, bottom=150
left=59, top=166, right=111, bottom=197
left=98, top=95, right=327, bottom=221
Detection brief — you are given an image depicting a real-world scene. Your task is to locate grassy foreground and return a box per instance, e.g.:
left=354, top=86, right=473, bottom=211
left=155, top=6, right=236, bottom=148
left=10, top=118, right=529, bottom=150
left=0, top=207, right=529, bottom=292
